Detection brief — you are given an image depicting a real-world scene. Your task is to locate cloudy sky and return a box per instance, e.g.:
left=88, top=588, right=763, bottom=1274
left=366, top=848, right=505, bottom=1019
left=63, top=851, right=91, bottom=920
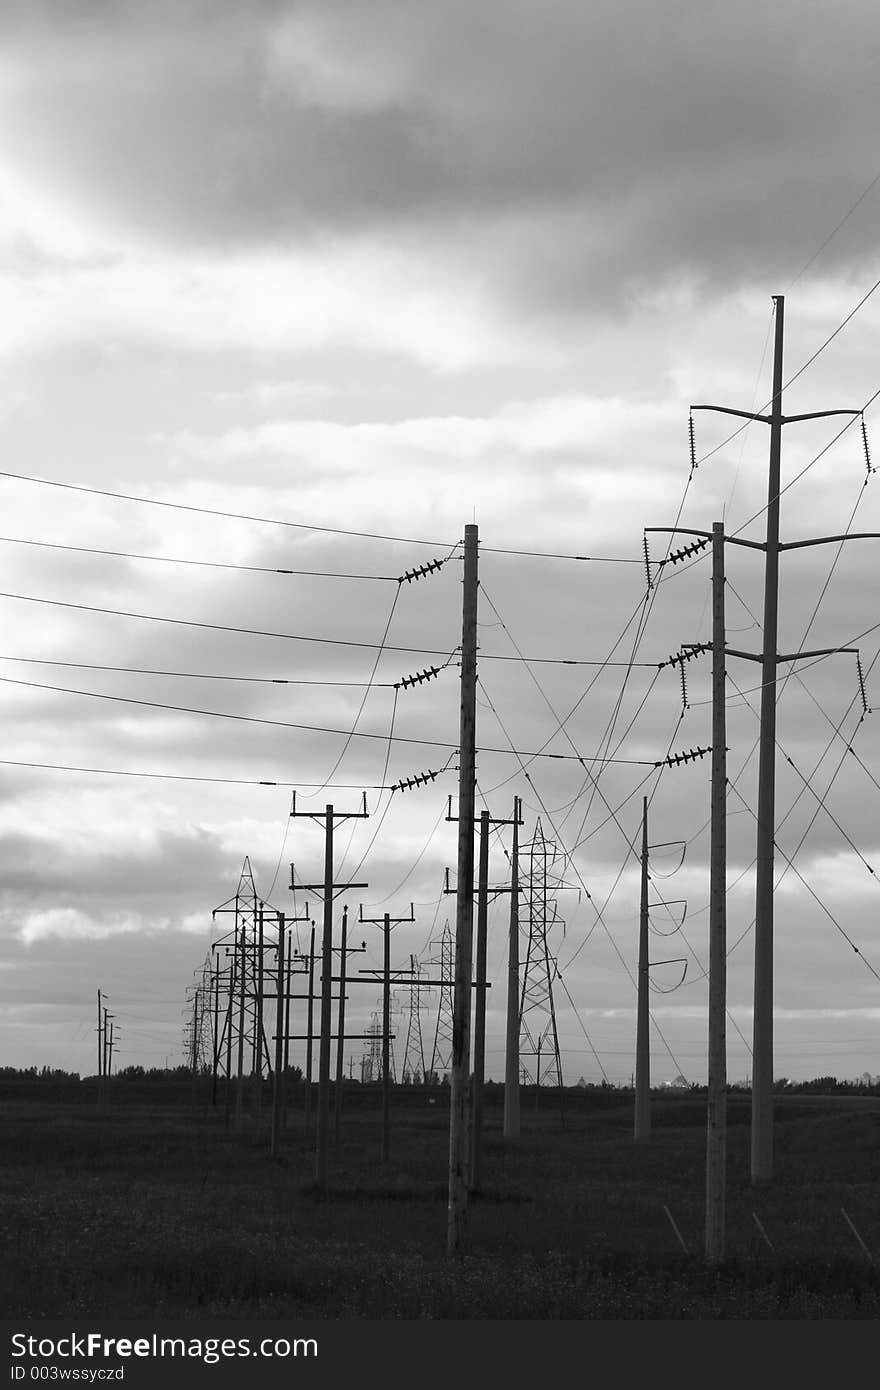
left=2, top=0, right=880, bottom=1088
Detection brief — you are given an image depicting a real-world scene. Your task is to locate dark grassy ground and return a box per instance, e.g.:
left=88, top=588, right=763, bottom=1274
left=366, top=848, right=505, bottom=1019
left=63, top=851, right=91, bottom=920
left=2, top=1085, right=879, bottom=1318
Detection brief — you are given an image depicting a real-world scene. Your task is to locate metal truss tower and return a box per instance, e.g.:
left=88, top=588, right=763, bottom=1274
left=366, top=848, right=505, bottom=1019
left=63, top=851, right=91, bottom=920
left=212, top=857, right=274, bottom=1125
left=428, top=921, right=454, bottom=1083
left=361, top=1010, right=383, bottom=1083
left=518, top=819, right=564, bottom=1091
left=398, top=955, right=431, bottom=1084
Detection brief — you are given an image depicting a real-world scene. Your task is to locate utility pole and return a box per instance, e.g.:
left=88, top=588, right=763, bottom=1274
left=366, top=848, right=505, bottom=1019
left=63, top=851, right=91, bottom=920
left=691, top=294, right=865, bottom=1185
left=706, top=521, right=728, bottom=1261
left=634, top=797, right=651, bottom=1141
left=211, top=957, right=222, bottom=1106
left=503, top=798, right=522, bottom=1139
left=96, top=989, right=104, bottom=1107
left=359, top=904, right=415, bottom=1161
left=448, top=522, right=478, bottom=1257
left=334, top=905, right=348, bottom=1150
left=472, top=810, right=490, bottom=1188
left=445, top=797, right=521, bottom=1187
left=304, top=923, right=316, bottom=1131
left=270, top=912, right=285, bottom=1158
left=291, top=794, right=369, bottom=1192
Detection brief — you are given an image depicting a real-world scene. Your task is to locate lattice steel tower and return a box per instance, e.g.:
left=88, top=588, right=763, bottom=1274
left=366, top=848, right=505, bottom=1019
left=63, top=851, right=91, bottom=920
left=518, top=819, right=564, bottom=1090
left=398, top=955, right=431, bottom=1084
left=428, top=920, right=455, bottom=1083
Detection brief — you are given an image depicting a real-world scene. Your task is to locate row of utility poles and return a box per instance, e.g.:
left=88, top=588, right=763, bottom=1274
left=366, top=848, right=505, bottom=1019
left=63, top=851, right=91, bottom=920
left=642, top=293, right=875, bottom=1260
left=95, top=988, right=117, bottom=1102
left=197, top=800, right=545, bottom=1194
left=187, top=294, right=855, bottom=1266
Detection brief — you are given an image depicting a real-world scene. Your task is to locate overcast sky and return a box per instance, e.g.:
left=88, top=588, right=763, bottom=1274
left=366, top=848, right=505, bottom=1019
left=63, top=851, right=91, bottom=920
left=2, top=0, right=880, bottom=1087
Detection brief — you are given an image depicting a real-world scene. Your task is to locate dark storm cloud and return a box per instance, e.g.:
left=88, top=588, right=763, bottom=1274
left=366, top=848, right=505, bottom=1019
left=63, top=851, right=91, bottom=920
left=2, top=1, right=878, bottom=302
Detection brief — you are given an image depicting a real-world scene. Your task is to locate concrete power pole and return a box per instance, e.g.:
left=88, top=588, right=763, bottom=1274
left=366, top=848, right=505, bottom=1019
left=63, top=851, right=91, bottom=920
left=692, top=295, right=864, bottom=1185
left=503, top=797, right=522, bottom=1140
left=448, top=523, right=478, bottom=1257
left=706, top=521, right=728, bottom=1261
left=634, top=797, right=651, bottom=1141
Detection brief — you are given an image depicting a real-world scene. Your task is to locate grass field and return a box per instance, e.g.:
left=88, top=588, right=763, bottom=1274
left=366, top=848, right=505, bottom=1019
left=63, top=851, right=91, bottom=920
left=3, top=1084, right=880, bottom=1319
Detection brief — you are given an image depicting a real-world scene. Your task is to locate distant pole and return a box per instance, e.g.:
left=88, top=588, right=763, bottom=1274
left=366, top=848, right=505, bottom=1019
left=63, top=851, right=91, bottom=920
left=706, top=521, right=728, bottom=1260
left=271, top=913, right=285, bottom=1157
left=282, top=941, right=292, bottom=1131
left=752, top=296, right=785, bottom=1186
left=503, top=797, right=521, bottom=1139
left=315, top=804, right=336, bottom=1189
left=382, top=912, right=392, bottom=1162
left=96, top=990, right=103, bottom=1106
left=335, top=906, right=348, bottom=1149
left=470, top=809, right=490, bottom=1190
left=211, top=957, right=220, bottom=1106
left=448, top=522, right=478, bottom=1256
left=634, top=797, right=651, bottom=1141
left=289, top=795, right=368, bottom=1187
left=305, top=923, right=316, bottom=1132
left=191, top=989, right=199, bottom=1075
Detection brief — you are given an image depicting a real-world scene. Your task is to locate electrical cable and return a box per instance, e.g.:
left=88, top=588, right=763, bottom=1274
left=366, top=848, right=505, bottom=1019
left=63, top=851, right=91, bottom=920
left=0, top=534, right=400, bottom=581
left=0, top=654, right=396, bottom=688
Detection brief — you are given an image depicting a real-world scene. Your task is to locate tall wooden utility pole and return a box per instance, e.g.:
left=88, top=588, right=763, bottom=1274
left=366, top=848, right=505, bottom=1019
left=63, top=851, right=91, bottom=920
left=634, top=797, right=651, bottom=1141
left=290, top=794, right=368, bottom=1192
left=503, top=798, right=522, bottom=1140
left=706, top=522, right=728, bottom=1261
left=448, top=523, right=478, bottom=1256
left=692, top=294, right=863, bottom=1185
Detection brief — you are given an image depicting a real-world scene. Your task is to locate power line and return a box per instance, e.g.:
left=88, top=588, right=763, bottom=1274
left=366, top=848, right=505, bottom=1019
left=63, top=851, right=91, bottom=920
left=0, top=587, right=654, bottom=667
left=0, top=674, right=656, bottom=764
left=727, top=780, right=880, bottom=985
left=787, top=165, right=880, bottom=290
left=0, top=468, right=642, bottom=563
left=0, top=654, right=395, bottom=688
left=0, top=535, right=399, bottom=581
left=0, top=757, right=385, bottom=789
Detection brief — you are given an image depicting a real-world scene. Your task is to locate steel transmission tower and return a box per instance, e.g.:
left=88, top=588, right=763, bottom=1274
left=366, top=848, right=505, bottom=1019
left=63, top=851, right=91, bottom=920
left=399, top=955, right=430, bottom=1083
left=428, top=921, right=455, bottom=1083
left=518, top=820, right=564, bottom=1091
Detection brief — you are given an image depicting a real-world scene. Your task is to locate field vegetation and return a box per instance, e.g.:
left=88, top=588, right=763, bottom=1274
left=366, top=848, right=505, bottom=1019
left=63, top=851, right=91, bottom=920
left=2, top=1078, right=879, bottom=1319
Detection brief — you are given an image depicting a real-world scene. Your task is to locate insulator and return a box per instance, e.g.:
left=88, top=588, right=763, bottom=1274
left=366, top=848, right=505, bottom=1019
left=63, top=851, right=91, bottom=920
left=393, top=767, right=441, bottom=792
left=658, top=744, right=711, bottom=769
left=857, top=654, right=872, bottom=715
left=399, top=556, right=446, bottom=584
left=643, top=534, right=653, bottom=591
left=668, top=535, right=710, bottom=566
left=680, top=663, right=689, bottom=711
left=395, top=664, right=442, bottom=691
left=689, top=414, right=697, bottom=476
left=862, top=416, right=875, bottom=478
